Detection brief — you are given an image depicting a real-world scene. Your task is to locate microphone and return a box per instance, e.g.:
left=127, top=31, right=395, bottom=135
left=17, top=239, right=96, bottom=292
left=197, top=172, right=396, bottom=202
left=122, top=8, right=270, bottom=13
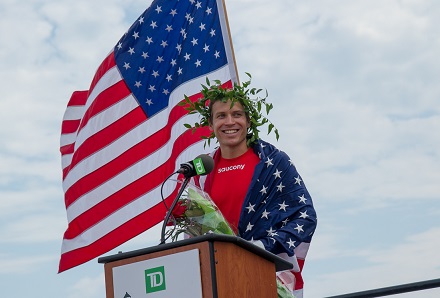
left=159, top=154, right=214, bottom=244
left=177, top=154, right=214, bottom=178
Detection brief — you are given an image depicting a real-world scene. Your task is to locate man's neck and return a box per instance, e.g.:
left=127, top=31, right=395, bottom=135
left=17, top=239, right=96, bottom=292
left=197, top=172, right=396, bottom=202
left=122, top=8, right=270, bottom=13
left=220, top=143, right=249, bottom=159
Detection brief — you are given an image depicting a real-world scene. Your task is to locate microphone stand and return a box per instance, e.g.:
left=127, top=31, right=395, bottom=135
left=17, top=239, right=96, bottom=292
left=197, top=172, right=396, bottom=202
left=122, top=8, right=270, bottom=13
left=159, top=176, right=190, bottom=245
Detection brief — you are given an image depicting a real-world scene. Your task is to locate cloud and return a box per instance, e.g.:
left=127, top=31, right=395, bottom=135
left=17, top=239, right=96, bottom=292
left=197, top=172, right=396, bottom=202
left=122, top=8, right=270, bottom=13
left=0, top=212, right=66, bottom=244
left=307, top=227, right=440, bottom=297
left=0, top=253, right=56, bottom=274
left=67, top=272, right=105, bottom=298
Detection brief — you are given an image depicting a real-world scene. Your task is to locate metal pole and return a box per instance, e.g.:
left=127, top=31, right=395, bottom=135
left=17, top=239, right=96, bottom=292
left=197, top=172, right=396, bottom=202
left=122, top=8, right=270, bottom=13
left=325, top=278, right=440, bottom=298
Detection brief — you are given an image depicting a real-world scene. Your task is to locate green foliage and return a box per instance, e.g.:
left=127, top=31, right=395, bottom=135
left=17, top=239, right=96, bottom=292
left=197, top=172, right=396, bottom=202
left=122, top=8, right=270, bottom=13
left=179, top=73, right=280, bottom=147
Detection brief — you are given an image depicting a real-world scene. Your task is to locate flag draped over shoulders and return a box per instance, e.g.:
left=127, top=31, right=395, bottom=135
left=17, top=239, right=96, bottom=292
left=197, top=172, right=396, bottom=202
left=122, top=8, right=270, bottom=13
left=59, top=0, right=237, bottom=272
left=197, top=139, right=317, bottom=296
left=241, top=139, right=317, bottom=296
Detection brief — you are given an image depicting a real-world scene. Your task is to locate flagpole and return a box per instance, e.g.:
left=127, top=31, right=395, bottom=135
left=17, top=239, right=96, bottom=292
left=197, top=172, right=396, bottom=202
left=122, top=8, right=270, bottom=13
left=220, top=0, right=240, bottom=84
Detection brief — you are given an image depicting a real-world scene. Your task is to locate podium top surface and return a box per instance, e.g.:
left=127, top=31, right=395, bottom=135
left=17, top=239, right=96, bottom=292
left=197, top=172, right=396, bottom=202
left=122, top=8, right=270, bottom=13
left=98, top=234, right=293, bottom=272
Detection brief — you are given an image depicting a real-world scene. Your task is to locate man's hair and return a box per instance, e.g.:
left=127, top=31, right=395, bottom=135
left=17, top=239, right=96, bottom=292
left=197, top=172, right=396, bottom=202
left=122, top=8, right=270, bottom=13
left=207, top=96, right=250, bottom=124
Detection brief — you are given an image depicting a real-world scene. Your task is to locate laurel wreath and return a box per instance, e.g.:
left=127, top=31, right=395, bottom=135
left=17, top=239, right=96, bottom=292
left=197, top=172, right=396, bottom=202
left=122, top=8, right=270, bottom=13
left=180, top=73, right=279, bottom=147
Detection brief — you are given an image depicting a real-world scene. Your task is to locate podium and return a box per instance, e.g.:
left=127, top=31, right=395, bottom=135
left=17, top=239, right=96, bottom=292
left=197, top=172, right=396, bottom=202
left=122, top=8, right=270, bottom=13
left=98, top=234, right=292, bottom=298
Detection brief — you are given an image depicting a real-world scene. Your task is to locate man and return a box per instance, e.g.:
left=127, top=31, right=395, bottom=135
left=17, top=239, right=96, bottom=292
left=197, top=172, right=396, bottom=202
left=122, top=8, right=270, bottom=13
left=187, top=76, right=317, bottom=298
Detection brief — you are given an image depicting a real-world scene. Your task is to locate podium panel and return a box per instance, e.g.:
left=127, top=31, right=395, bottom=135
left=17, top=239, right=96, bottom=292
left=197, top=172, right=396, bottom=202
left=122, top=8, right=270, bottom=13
left=112, top=249, right=203, bottom=297
left=98, top=234, right=292, bottom=298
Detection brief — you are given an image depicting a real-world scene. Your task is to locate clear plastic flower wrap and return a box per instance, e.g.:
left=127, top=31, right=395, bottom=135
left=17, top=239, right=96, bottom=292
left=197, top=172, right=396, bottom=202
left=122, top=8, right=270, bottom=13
left=166, top=182, right=235, bottom=242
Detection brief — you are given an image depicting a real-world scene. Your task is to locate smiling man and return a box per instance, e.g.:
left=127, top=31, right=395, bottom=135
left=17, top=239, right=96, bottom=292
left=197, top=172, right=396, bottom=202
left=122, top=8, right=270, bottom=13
left=186, top=75, right=317, bottom=298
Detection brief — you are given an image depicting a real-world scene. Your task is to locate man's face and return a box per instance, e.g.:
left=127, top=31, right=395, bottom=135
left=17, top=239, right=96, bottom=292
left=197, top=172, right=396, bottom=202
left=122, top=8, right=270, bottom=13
left=209, top=100, right=250, bottom=152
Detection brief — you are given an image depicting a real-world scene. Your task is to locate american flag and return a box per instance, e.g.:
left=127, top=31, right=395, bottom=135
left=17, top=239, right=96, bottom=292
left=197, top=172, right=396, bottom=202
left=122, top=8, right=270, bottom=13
left=198, top=139, right=317, bottom=296
left=59, top=0, right=237, bottom=272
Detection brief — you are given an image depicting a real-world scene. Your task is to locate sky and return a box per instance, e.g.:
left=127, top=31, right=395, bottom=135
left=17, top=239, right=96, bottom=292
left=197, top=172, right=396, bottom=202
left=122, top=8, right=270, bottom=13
left=1, top=0, right=439, bottom=297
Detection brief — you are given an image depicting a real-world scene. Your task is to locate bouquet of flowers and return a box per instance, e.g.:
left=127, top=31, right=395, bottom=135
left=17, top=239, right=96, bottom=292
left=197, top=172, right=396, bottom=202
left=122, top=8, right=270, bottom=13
left=166, top=184, right=235, bottom=242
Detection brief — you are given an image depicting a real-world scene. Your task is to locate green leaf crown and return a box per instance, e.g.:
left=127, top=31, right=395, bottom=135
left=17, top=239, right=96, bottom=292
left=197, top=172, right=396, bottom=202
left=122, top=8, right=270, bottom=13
left=180, top=73, right=279, bottom=147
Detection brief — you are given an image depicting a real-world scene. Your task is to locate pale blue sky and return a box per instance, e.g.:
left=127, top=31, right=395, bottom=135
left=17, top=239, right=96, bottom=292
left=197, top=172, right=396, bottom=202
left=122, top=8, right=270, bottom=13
left=1, top=0, right=439, bottom=297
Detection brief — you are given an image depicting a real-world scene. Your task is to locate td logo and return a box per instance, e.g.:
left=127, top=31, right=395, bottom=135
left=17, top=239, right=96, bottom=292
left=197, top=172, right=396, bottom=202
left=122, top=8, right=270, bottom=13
left=145, top=266, right=166, bottom=293
left=194, top=157, right=206, bottom=175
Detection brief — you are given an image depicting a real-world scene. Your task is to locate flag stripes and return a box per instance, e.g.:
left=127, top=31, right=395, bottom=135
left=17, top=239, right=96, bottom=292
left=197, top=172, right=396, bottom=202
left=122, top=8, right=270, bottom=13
left=59, top=0, right=237, bottom=272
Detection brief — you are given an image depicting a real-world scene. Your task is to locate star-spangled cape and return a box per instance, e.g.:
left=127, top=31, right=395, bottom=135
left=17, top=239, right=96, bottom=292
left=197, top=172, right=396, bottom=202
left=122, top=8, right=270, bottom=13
left=239, top=139, right=316, bottom=255
left=198, top=139, right=317, bottom=295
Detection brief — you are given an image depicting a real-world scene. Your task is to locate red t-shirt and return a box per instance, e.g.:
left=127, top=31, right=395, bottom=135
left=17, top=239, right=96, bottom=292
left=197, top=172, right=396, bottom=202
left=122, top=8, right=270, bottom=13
left=209, top=148, right=260, bottom=232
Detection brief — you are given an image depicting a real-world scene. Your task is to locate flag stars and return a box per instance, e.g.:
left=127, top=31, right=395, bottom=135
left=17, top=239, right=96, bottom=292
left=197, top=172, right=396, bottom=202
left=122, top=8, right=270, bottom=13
left=199, top=23, right=206, bottom=31
left=128, top=47, right=135, bottom=55
left=273, top=169, right=282, bottom=179
left=282, top=218, right=289, bottom=227
left=146, top=36, right=153, bottom=44
left=300, top=210, right=310, bottom=219
left=138, top=67, right=146, bottom=73
left=203, top=44, right=210, bottom=52
left=265, top=157, right=273, bottom=168
left=142, top=52, right=149, bottom=59
left=294, top=224, right=304, bottom=233
left=191, top=37, right=198, bottom=46
left=170, top=59, right=177, bottom=66
left=260, top=185, right=268, bottom=195
left=195, top=1, right=202, bottom=9
left=132, top=32, right=139, bottom=39
left=155, top=5, right=162, bottom=13
left=206, top=7, right=212, bottom=14
left=162, top=89, right=169, bottom=95
left=278, top=201, right=288, bottom=211
left=177, top=67, right=183, bottom=75
left=150, top=21, right=158, bottom=29
left=266, top=227, right=278, bottom=237
left=294, top=175, right=302, bottom=186
left=246, top=222, right=254, bottom=232
left=152, top=70, right=159, bottom=78
left=146, top=99, right=153, bottom=106
left=287, top=238, right=296, bottom=248
left=138, top=16, right=144, bottom=24
left=261, top=209, right=270, bottom=219
left=195, top=59, right=202, bottom=67
left=134, top=81, right=142, bottom=88
left=266, top=227, right=275, bottom=236
left=165, top=25, right=173, bottom=32
left=166, top=74, right=173, bottom=82
left=298, top=194, right=307, bottom=204
left=156, top=56, right=164, bottom=63
left=245, top=202, right=256, bottom=213
left=210, top=29, right=216, bottom=36
left=276, top=182, right=285, bottom=192
left=148, top=85, right=156, bottom=92
left=184, top=53, right=191, bottom=61
left=123, top=62, right=130, bottom=70
left=160, top=40, right=168, bottom=48
left=170, top=9, right=177, bottom=17
left=214, top=51, right=220, bottom=59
